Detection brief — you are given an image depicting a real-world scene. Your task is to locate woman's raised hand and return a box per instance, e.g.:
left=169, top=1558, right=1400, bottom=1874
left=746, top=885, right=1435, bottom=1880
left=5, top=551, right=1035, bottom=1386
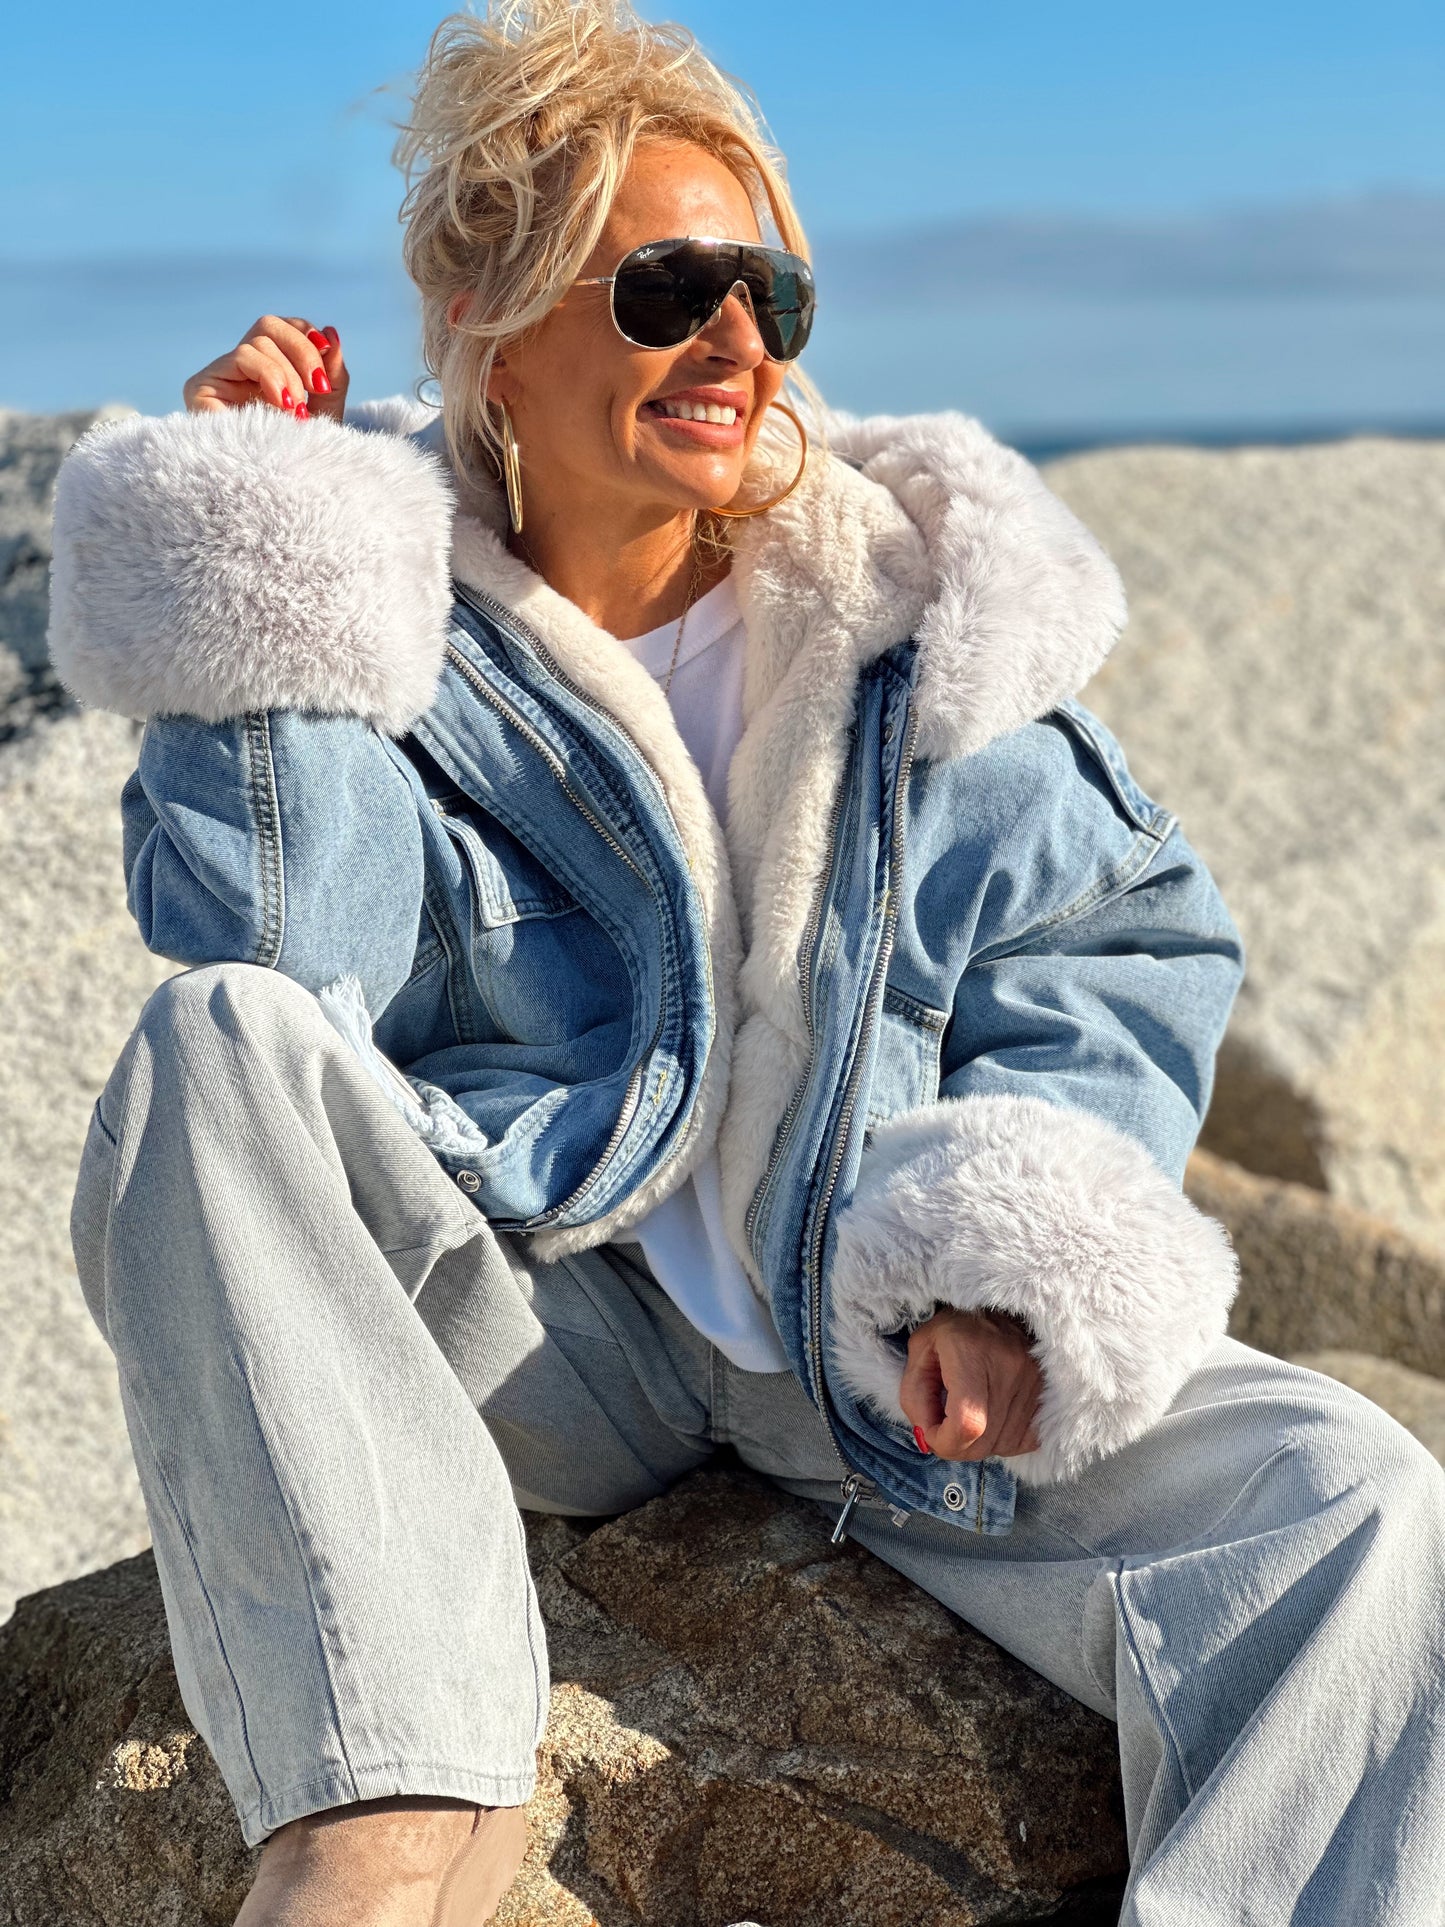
left=182, top=316, right=349, bottom=422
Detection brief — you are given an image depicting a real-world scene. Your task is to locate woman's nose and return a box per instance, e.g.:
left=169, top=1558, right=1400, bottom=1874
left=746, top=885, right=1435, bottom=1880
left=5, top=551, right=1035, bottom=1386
left=697, top=280, right=767, bottom=367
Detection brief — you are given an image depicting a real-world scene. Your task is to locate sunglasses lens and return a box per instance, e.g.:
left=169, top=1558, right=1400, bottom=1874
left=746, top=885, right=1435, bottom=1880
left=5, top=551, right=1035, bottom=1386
left=612, top=246, right=728, bottom=348
left=747, top=259, right=814, bottom=361
left=609, top=241, right=815, bottom=361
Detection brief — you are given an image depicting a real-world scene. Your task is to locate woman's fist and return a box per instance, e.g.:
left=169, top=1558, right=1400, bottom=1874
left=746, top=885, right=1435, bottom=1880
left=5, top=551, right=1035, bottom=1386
left=183, top=316, right=349, bottom=422
left=901, top=1307, right=1043, bottom=1461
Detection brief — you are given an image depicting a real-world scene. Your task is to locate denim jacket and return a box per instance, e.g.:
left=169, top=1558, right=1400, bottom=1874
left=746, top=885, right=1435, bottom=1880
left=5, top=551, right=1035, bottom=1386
left=48, top=396, right=1245, bottom=1538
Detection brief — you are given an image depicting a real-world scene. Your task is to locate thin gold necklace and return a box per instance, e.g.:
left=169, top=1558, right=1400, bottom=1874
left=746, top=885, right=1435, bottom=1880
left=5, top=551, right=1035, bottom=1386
left=661, top=527, right=706, bottom=698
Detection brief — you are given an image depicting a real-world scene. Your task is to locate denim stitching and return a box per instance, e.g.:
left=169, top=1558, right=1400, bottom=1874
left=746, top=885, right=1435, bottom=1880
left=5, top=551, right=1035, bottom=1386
left=880, top=982, right=949, bottom=1031
left=1114, top=1562, right=1198, bottom=1803
left=119, top=1381, right=266, bottom=1809
left=244, top=713, right=285, bottom=969
left=217, top=1323, right=364, bottom=1802
left=245, top=1762, right=539, bottom=1838
left=966, top=820, right=1175, bottom=967
left=158, top=982, right=369, bottom=1816
left=510, top=1505, right=549, bottom=1749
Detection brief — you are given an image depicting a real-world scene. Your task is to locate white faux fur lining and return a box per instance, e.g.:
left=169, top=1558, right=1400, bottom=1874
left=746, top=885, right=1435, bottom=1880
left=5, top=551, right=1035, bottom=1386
left=48, top=403, right=456, bottom=735
left=827, top=1093, right=1240, bottom=1484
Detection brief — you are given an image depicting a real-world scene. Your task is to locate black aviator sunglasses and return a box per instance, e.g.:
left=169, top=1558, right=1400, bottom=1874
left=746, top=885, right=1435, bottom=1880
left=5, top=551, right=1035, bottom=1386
left=574, top=235, right=816, bottom=363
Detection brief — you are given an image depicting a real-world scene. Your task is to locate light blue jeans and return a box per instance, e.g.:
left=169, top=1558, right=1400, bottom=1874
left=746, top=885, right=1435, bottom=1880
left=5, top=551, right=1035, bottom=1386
left=72, top=964, right=1445, bottom=1923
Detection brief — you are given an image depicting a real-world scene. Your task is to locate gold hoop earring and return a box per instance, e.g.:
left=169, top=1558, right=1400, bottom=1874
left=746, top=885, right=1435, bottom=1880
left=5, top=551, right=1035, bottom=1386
left=499, top=403, right=524, bottom=534
left=712, top=401, right=809, bottom=519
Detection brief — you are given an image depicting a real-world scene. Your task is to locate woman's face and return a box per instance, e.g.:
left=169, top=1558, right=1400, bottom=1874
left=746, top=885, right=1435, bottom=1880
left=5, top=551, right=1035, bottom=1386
left=483, top=140, right=789, bottom=525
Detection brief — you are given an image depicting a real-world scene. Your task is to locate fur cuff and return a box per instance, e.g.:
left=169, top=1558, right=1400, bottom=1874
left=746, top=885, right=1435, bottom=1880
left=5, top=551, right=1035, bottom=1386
left=47, top=404, right=455, bottom=733
left=829, top=1094, right=1239, bottom=1484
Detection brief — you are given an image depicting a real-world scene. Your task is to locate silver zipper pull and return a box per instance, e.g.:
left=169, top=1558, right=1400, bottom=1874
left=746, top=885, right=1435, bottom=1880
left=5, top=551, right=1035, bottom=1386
left=831, top=1473, right=865, bottom=1544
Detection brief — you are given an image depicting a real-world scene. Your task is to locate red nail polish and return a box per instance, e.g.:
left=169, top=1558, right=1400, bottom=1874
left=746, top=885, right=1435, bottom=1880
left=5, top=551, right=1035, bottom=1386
left=281, top=389, right=294, bottom=410
left=913, top=1425, right=931, bottom=1456
left=294, top=403, right=310, bottom=421
left=306, top=329, right=329, bottom=352
left=323, top=325, right=340, bottom=347
left=310, top=367, right=331, bottom=394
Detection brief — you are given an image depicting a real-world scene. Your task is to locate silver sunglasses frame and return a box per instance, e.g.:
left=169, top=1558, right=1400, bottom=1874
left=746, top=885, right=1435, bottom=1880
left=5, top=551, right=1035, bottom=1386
left=573, top=234, right=815, bottom=361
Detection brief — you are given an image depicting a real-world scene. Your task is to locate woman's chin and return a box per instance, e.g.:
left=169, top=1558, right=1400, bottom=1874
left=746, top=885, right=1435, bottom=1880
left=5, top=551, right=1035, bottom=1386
left=630, top=456, right=748, bottom=517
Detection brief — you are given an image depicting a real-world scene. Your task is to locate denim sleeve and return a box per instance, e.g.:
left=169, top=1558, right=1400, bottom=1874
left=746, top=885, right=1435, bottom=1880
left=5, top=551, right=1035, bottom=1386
left=938, top=815, right=1246, bottom=1187
left=122, top=708, right=426, bottom=1017
left=830, top=717, right=1248, bottom=1485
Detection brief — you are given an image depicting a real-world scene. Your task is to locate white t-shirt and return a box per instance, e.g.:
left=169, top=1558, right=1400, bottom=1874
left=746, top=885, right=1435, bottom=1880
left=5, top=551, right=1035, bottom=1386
left=612, top=575, right=791, bottom=1373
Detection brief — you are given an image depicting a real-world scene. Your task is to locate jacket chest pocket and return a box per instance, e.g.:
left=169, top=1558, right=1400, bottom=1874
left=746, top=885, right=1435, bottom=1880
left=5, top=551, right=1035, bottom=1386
left=446, top=813, right=578, bottom=932
left=432, top=800, right=631, bottom=1054
left=435, top=803, right=577, bottom=929
left=865, top=985, right=948, bottom=1131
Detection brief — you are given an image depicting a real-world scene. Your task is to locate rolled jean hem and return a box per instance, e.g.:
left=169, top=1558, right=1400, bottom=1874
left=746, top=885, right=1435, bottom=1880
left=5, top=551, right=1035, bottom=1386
left=239, top=1759, right=540, bottom=1849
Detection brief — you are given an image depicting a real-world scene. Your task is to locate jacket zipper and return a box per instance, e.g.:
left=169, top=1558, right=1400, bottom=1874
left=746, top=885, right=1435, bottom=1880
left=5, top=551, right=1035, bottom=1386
left=813, top=700, right=921, bottom=1539
left=441, top=585, right=707, bottom=1225
left=530, top=1048, right=651, bottom=1227
left=452, top=578, right=664, bottom=801
left=744, top=693, right=920, bottom=1541
left=443, top=643, right=645, bottom=881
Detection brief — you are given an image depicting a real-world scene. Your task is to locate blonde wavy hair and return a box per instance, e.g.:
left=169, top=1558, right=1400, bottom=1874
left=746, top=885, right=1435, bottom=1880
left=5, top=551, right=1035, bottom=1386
left=392, top=0, right=816, bottom=512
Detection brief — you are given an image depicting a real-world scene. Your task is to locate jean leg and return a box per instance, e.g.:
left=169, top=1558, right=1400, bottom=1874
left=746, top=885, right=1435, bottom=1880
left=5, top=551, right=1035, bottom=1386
left=410, top=1237, right=717, bottom=1516
left=71, top=963, right=551, bottom=1846
left=718, top=1340, right=1445, bottom=1924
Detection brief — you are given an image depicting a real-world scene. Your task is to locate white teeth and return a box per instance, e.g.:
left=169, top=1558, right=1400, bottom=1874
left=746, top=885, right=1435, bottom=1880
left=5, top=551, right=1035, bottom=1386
left=657, top=399, right=738, bottom=424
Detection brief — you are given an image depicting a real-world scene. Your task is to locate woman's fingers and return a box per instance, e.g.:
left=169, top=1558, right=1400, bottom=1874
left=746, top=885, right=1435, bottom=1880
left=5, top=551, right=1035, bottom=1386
left=308, top=321, right=349, bottom=422
left=899, top=1334, right=948, bottom=1437
left=181, top=314, right=348, bottom=419
left=990, top=1367, right=1043, bottom=1459
left=901, top=1306, right=1044, bottom=1461
left=233, top=338, right=306, bottom=412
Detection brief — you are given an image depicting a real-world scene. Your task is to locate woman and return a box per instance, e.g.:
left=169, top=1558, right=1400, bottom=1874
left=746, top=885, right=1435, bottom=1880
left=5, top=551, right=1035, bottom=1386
left=49, top=2, right=1445, bottom=1922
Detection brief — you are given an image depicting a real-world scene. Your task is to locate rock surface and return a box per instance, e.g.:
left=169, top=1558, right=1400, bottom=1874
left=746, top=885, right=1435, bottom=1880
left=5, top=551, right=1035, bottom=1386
left=1055, top=437, right=1445, bottom=1252
left=0, top=1469, right=1129, bottom=1926
left=1186, top=1146, right=1445, bottom=1377
left=0, top=405, right=170, bottom=1623
left=0, top=710, right=171, bottom=1624
left=1287, top=1352, right=1445, bottom=1462
left=0, top=406, right=133, bottom=741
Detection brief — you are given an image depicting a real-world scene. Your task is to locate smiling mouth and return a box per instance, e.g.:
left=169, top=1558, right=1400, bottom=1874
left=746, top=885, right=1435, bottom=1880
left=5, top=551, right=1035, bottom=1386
left=649, top=396, right=741, bottom=425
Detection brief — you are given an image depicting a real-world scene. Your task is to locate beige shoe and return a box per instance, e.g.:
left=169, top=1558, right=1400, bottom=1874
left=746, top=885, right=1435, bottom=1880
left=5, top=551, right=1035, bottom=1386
left=431, top=1804, right=528, bottom=1926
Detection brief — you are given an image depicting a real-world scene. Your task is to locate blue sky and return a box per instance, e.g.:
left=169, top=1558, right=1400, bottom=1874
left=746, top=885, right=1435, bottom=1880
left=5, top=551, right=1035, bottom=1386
left=3, top=2, right=1443, bottom=434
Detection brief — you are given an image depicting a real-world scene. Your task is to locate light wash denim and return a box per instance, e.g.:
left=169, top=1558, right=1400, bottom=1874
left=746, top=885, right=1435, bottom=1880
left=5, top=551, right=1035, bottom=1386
left=121, top=578, right=1245, bottom=1533
left=74, top=961, right=1445, bottom=1922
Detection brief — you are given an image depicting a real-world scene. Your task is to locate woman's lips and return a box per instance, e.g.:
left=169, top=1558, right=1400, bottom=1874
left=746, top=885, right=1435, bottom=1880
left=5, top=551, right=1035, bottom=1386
left=641, top=391, right=749, bottom=449
left=648, top=415, right=745, bottom=448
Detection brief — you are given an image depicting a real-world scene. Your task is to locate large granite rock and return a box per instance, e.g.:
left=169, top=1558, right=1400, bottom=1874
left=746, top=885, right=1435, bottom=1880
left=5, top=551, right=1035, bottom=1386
left=1186, top=1145, right=1445, bottom=1376
left=1051, top=437, right=1445, bottom=1253
left=0, top=710, right=170, bottom=1624
left=0, top=406, right=132, bottom=742
left=0, top=1469, right=1129, bottom=1926
left=0, top=405, right=165, bottom=1624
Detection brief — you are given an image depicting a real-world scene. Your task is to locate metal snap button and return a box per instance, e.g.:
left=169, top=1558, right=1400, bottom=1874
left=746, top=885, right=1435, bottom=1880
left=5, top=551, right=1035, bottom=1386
left=942, top=1482, right=967, bottom=1512
left=456, top=1169, right=481, bottom=1193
